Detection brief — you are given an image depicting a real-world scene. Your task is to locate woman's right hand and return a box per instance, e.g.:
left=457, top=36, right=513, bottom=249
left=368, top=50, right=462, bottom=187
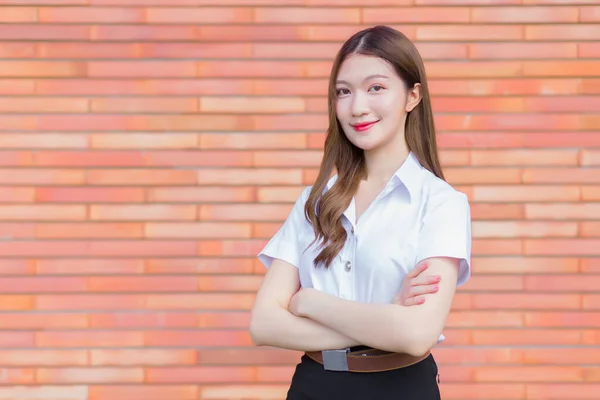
left=392, top=262, right=441, bottom=306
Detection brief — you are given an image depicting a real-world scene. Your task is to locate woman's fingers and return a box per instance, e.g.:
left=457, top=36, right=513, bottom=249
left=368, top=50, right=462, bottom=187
left=410, top=274, right=441, bottom=287
left=404, top=295, right=426, bottom=306
left=406, top=262, right=428, bottom=279
left=409, top=284, right=440, bottom=297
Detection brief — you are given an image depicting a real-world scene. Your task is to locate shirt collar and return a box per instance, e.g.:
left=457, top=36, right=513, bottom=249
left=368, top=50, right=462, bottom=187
left=324, top=151, right=424, bottom=203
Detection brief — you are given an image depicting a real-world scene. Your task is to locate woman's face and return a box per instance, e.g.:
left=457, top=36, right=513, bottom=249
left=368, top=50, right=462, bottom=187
left=334, top=53, right=420, bottom=152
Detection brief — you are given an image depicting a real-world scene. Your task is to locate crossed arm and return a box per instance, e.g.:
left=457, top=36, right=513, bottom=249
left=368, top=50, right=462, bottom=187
left=249, top=256, right=460, bottom=356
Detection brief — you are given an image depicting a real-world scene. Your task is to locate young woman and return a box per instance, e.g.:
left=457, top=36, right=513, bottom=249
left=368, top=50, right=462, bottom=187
left=249, top=25, right=472, bottom=399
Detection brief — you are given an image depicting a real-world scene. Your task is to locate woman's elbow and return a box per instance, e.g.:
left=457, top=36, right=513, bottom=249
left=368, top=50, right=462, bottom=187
left=404, top=329, right=439, bottom=358
left=248, top=311, right=266, bottom=346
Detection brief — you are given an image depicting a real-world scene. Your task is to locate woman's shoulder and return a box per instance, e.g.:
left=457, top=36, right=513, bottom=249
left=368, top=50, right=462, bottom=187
left=419, top=168, right=470, bottom=209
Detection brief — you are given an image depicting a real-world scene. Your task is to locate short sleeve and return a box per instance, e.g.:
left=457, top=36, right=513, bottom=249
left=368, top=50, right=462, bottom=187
left=415, top=191, right=472, bottom=287
left=257, top=186, right=312, bottom=269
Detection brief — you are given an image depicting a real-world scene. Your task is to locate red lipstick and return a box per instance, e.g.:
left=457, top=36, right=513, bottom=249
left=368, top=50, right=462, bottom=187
left=350, top=120, right=380, bottom=132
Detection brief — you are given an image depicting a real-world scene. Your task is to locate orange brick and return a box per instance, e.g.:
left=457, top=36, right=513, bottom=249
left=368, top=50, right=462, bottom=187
left=91, top=205, right=196, bottom=221
left=0, top=7, right=37, bottom=22
left=145, top=258, right=255, bottom=275
left=470, top=204, right=525, bottom=220
left=200, top=96, right=305, bottom=113
left=87, top=169, right=197, bottom=185
left=417, top=25, right=523, bottom=41
left=197, top=168, right=302, bottom=185
left=476, top=366, right=582, bottom=382
left=37, top=367, right=143, bottom=384
left=200, top=133, right=306, bottom=149
left=146, top=7, right=253, bottom=23
left=89, top=61, right=196, bottom=78
left=526, top=383, right=600, bottom=399
left=472, top=221, right=577, bottom=238
left=445, top=311, right=524, bottom=327
left=0, top=61, right=85, bottom=77
left=199, top=204, right=292, bottom=222
left=36, top=259, right=144, bottom=275
left=445, top=168, right=522, bottom=184
left=253, top=150, right=323, bottom=167
left=525, top=312, right=600, bottom=328
left=524, top=168, right=600, bottom=183
left=148, top=187, right=254, bottom=203
left=198, top=312, right=250, bottom=329
left=526, top=24, right=600, bottom=40
left=39, top=7, right=144, bottom=22
left=37, top=330, right=144, bottom=347
left=89, top=385, right=198, bottom=400
left=433, top=97, right=523, bottom=112
left=253, top=78, right=327, bottom=95
left=0, top=24, right=90, bottom=40
left=90, top=133, right=198, bottom=149
left=363, top=7, right=470, bottom=23
left=0, top=133, right=87, bottom=148
left=198, top=276, right=261, bottom=292
left=0, top=277, right=87, bottom=293
left=0, top=79, right=35, bottom=94
left=252, top=43, right=344, bottom=60
left=471, top=329, right=582, bottom=346
left=198, top=348, right=299, bottom=365
left=36, top=187, right=144, bottom=203
left=91, top=97, right=197, bottom=113
left=144, top=330, right=252, bottom=347
left=525, top=239, right=600, bottom=256
left=0, top=332, right=34, bottom=347
left=472, top=6, right=578, bottom=22
left=470, top=42, right=577, bottom=59
left=0, top=386, right=88, bottom=400
left=0, top=295, right=34, bottom=311
left=526, top=204, right=600, bottom=219
left=0, top=43, right=36, bottom=58
left=145, top=222, right=251, bottom=239
left=141, top=43, right=252, bottom=59
left=472, top=257, right=579, bottom=274
left=0, top=259, right=35, bottom=275
left=0, top=205, right=86, bottom=221
left=472, top=186, right=580, bottom=202
left=90, top=313, right=197, bottom=329
left=37, top=294, right=145, bottom=311
left=38, top=43, right=140, bottom=59
left=580, top=6, right=600, bottom=22
left=256, top=186, right=305, bottom=203
left=89, top=276, right=197, bottom=292
left=525, top=275, right=600, bottom=292
left=0, top=350, right=87, bottom=366
left=0, top=168, right=84, bottom=185
left=198, top=25, right=306, bottom=42
left=0, top=313, right=87, bottom=329
left=199, top=385, right=288, bottom=400
left=471, top=294, right=580, bottom=310
left=149, top=366, right=255, bottom=383
left=254, top=7, right=360, bottom=23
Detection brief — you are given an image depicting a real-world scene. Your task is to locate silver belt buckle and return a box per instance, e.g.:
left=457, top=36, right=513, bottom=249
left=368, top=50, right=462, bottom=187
left=321, top=348, right=349, bottom=371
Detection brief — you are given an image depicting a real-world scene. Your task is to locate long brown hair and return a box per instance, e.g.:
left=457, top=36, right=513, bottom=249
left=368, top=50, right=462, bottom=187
left=304, top=25, right=445, bottom=269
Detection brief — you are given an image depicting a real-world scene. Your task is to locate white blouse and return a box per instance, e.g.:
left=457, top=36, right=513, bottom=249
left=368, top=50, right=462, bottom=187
left=257, top=152, right=472, bottom=342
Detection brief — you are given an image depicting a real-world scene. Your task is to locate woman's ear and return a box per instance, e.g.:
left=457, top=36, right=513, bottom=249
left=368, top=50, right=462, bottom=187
left=405, top=83, right=422, bottom=113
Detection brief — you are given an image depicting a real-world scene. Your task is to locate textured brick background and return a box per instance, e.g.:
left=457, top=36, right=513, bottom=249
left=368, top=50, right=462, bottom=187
left=0, top=0, right=599, bottom=399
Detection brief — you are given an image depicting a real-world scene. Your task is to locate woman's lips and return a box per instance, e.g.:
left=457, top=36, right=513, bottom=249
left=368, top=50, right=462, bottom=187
left=351, top=120, right=379, bottom=132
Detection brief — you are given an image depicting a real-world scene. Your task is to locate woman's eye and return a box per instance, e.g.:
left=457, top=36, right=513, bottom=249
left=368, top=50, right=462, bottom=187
left=336, top=88, right=350, bottom=96
left=369, top=85, right=384, bottom=92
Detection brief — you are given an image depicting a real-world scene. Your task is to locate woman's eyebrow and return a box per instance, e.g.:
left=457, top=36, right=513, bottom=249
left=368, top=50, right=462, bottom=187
left=336, top=74, right=390, bottom=85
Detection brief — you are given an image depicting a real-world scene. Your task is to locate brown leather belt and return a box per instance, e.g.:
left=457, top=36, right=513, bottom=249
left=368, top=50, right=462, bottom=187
left=305, top=346, right=430, bottom=373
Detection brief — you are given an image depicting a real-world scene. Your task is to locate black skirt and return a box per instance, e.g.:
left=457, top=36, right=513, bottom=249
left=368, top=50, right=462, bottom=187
left=286, top=351, right=441, bottom=400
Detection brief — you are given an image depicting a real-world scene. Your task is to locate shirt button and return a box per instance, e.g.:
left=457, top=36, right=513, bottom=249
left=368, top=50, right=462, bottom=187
left=344, top=261, right=352, bottom=272
left=351, top=227, right=355, bottom=234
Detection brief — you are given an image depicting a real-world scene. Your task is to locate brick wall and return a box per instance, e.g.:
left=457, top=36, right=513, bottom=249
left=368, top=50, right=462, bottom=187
left=0, top=0, right=599, bottom=399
